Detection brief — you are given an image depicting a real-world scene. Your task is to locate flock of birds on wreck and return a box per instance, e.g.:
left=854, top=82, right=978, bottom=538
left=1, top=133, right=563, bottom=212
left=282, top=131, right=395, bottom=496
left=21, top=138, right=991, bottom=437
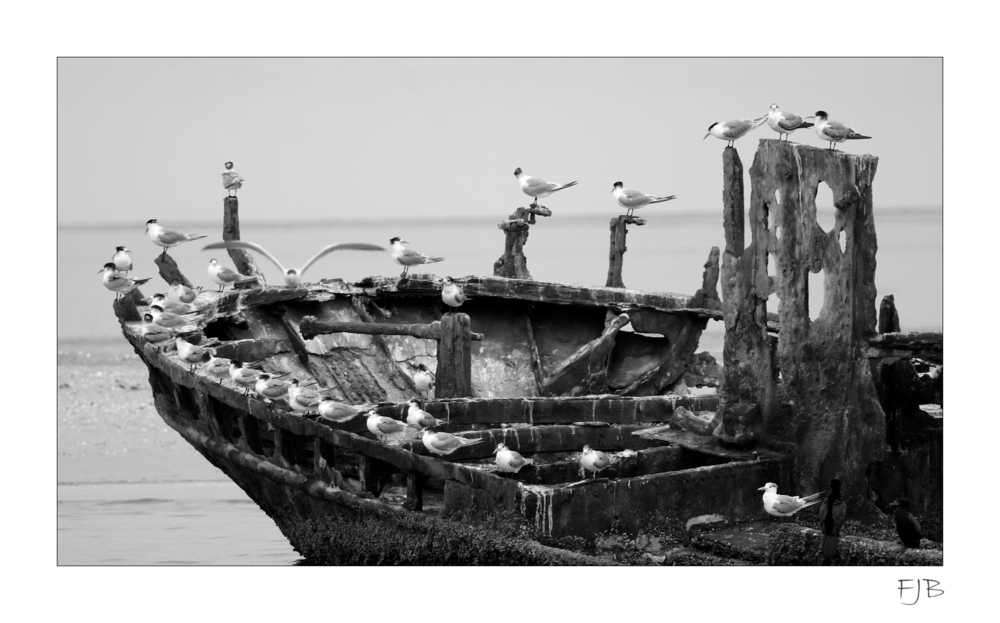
left=98, top=106, right=906, bottom=539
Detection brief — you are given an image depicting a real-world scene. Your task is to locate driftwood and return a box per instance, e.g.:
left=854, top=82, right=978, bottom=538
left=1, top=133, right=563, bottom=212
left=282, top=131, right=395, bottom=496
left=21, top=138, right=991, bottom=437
left=298, top=317, right=484, bottom=342
left=222, top=197, right=266, bottom=284
left=606, top=215, right=646, bottom=288
left=494, top=206, right=551, bottom=279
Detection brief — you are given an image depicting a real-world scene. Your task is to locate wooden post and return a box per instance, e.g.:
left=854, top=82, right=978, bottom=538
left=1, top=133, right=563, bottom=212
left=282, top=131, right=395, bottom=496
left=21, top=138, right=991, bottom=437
left=723, top=147, right=745, bottom=257
left=606, top=215, right=646, bottom=288
left=494, top=206, right=552, bottom=279
left=154, top=253, right=194, bottom=289
left=435, top=313, right=473, bottom=398
left=358, top=455, right=393, bottom=497
left=879, top=294, right=900, bottom=333
left=223, top=197, right=266, bottom=284
left=405, top=471, right=424, bottom=511
left=688, top=246, right=721, bottom=308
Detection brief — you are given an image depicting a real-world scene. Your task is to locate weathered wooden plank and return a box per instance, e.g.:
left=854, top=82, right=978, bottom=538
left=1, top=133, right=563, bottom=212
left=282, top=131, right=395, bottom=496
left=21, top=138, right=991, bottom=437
left=511, top=445, right=726, bottom=485
left=154, top=252, right=194, bottom=289
left=222, top=196, right=266, bottom=284
left=866, top=332, right=943, bottom=362
left=633, top=425, right=784, bottom=461
left=607, top=215, right=646, bottom=288
left=436, top=313, right=473, bottom=398
left=299, top=316, right=484, bottom=342
left=540, top=313, right=630, bottom=397
left=212, top=338, right=290, bottom=362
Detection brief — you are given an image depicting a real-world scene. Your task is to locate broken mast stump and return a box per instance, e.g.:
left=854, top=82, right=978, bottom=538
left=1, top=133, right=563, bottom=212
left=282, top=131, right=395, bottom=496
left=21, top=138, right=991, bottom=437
left=878, top=294, right=900, bottom=333
left=223, top=196, right=266, bottom=285
left=688, top=246, right=722, bottom=308
left=435, top=313, right=473, bottom=398
left=154, top=252, right=194, bottom=289
left=606, top=215, right=646, bottom=288
left=494, top=206, right=551, bottom=280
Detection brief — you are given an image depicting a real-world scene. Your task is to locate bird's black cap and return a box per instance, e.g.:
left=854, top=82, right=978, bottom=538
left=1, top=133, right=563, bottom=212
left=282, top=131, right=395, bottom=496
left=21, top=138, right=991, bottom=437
left=116, top=246, right=127, bottom=252
left=102, top=262, right=117, bottom=270
left=513, top=167, right=522, bottom=176
left=613, top=181, right=623, bottom=188
left=389, top=236, right=401, bottom=244
left=225, top=161, right=234, bottom=169
left=150, top=305, right=164, bottom=312
left=814, top=110, right=829, bottom=118
left=146, top=219, right=158, bottom=225
left=707, top=122, right=719, bottom=131
left=143, top=313, right=154, bottom=321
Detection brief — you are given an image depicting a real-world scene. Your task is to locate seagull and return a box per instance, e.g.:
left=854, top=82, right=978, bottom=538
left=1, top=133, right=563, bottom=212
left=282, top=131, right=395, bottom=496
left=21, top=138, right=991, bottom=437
left=168, top=280, right=201, bottom=304
left=147, top=293, right=206, bottom=315
left=809, top=111, right=871, bottom=150
left=223, top=161, right=244, bottom=196
left=580, top=445, right=613, bottom=479
left=703, top=114, right=769, bottom=147
left=203, top=353, right=232, bottom=384
left=100, top=263, right=151, bottom=299
left=145, top=219, right=208, bottom=257
left=390, top=237, right=444, bottom=278
left=890, top=498, right=922, bottom=548
left=611, top=182, right=677, bottom=217
left=207, top=258, right=255, bottom=293
left=203, top=240, right=385, bottom=287
left=111, top=246, right=132, bottom=274
left=405, top=399, right=446, bottom=430
left=176, top=336, right=216, bottom=372
left=441, top=277, right=470, bottom=310
left=255, top=373, right=293, bottom=401
left=149, top=304, right=203, bottom=329
left=413, top=363, right=435, bottom=395
left=494, top=443, right=534, bottom=474
left=514, top=168, right=578, bottom=208
left=229, top=361, right=263, bottom=396
left=758, top=482, right=824, bottom=518
left=818, top=478, right=847, bottom=565
left=286, top=378, right=333, bottom=413
left=140, top=313, right=175, bottom=348
left=421, top=429, right=484, bottom=456
left=315, top=399, right=380, bottom=424
left=766, top=104, right=815, bottom=141
left=366, top=410, right=415, bottom=443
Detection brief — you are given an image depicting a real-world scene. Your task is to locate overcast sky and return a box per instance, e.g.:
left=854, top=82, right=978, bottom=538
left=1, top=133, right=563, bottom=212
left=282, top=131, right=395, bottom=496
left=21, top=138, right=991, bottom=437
left=58, top=58, right=941, bottom=226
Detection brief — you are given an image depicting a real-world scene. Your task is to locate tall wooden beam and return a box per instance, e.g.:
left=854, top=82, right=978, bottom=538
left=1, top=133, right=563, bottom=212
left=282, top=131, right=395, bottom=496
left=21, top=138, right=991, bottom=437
left=223, top=196, right=266, bottom=284
left=606, top=215, right=646, bottom=288
left=494, top=206, right=551, bottom=279
left=435, top=313, right=473, bottom=398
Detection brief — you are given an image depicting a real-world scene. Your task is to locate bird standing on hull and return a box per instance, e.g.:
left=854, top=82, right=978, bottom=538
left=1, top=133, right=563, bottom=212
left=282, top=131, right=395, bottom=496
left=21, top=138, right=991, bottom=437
left=145, top=219, right=207, bottom=257
left=611, top=182, right=677, bottom=217
left=112, top=246, right=132, bottom=274
left=287, top=378, right=332, bottom=413
left=758, top=482, right=824, bottom=519
left=389, top=237, right=444, bottom=278
left=176, top=336, right=216, bottom=372
left=203, top=353, right=232, bottom=384
left=766, top=104, right=814, bottom=141
left=203, top=240, right=384, bottom=287
left=228, top=361, right=263, bottom=396
left=149, top=304, right=204, bottom=329
left=405, top=399, right=446, bottom=430
left=703, top=114, right=769, bottom=147
left=140, top=312, right=175, bottom=348
left=223, top=161, right=244, bottom=196
left=810, top=111, right=871, bottom=150
left=168, top=280, right=201, bottom=304
left=514, top=168, right=578, bottom=208
left=315, top=399, right=379, bottom=424
left=207, top=258, right=255, bottom=292
left=421, top=429, right=484, bottom=456
left=494, top=443, right=534, bottom=475
left=441, top=277, right=470, bottom=310
left=255, top=373, right=293, bottom=402
left=367, top=410, right=415, bottom=444
left=412, top=363, right=435, bottom=397
left=100, top=263, right=151, bottom=299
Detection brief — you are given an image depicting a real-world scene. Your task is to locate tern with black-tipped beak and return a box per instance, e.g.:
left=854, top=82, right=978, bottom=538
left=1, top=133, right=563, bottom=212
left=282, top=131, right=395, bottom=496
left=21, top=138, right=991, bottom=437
left=366, top=410, right=414, bottom=443
left=222, top=162, right=244, bottom=196
left=703, top=114, right=769, bottom=147
left=112, top=246, right=132, bottom=274
left=758, top=482, right=824, bottom=518
left=494, top=443, right=534, bottom=474
left=203, top=240, right=384, bottom=287
left=101, top=263, right=151, bottom=299
left=421, top=429, right=484, bottom=456
left=441, top=277, right=470, bottom=309
left=513, top=168, right=578, bottom=208
left=207, top=258, right=255, bottom=293
left=316, top=399, right=379, bottom=424
left=580, top=445, right=613, bottom=479
left=389, top=237, right=444, bottom=278
left=766, top=104, right=814, bottom=141
left=406, top=399, right=446, bottom=430
left=145, top=219, right=207, bottom=256
left=611, top=182, right=677, bottom=217
left=809, top=111, right=871, bottom=150
left=140, top=312, right=175, bottom=348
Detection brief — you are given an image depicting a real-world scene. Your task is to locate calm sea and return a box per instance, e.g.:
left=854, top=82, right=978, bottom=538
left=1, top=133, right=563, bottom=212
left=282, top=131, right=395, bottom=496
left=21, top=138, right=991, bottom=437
left=57, top=209, right=942, bottom=565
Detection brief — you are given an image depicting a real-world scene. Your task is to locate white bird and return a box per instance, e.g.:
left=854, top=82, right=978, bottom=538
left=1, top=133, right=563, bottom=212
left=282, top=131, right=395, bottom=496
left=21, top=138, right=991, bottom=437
left=421, top=429, right=484, bottom=456
left=145, top=219, right=208, bottom=256
left=286, top=378, right=332, bottom=413
left=255, top=373, right=292, bottom=401
left=228, top=361, right=262, bottom=396
left=758, top=482, right=824, bottom=518
left=203, top=354, right=232, bottom=384
left=111, top=246, right=132, bottom=273
left=176, top=336, right=215, bottom=372
left=203, top=240, right=385, bottom=287
left=366, top=410, right=415, bottom=443
left=140, top=313, right=175, bottom=348
left=441, top=277, right=470, bottom=309
left=168, top=280, right=201, bottom=304
left=413, top=363, right=435, bottom=395
left=766, top=104, right=815, bottom=141
left=809, top=111, right=871, bottom=151
left=611, top=182, right=677, bottom=217
left=149, top=304, right=203, bottom=329
left=223, top=161, right=244, bottom=196
left=405, top=399, right=446, bottom=430
left=513, top=167, right=578, bottom=208
left=207, top=258, right=255, bottom=293
left=580, top=445, right=613, bottom=479
left=390, top=237, right=444, bottom=278
left=316, top=399, right=379, bottom=424
left=100, top=263, right=150, bottom=299
left=703, top=114, right=769, bottom=147
left=494, top=443, right=534, bottom=474
left=146, top=293, right=206, bottom=315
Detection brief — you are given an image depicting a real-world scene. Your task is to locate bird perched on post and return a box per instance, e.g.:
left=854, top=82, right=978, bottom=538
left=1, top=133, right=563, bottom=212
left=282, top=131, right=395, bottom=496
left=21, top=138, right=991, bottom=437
left=145, top=219, right=207, bottom=257
left=413, top=363, right=435, bottom=396
left=100, top=263, right=151, bottom=299
left=494, top=443, right=534, bottom=475
left=809, top=111, right=871, bottom=151
left=611, top=182, right=677, bottom=217
left=405, top=399, right=446, bottom=430
left=203, top=240, right=384, bottom=287
left=389, top=237, right=444, bottom=278
left=817, top=478, right=847, bottom=565
left=513, top=168, right=578, bottom=208
left=766, top=104, right=814, bottom=141
left=441, top=277, right=470, bottom=310
left=366, top=410, right=415, bottom=444
left=168, top=280, right=201, bottom=304
left=223, top=162, right=244, bottom=196
left=580, top=445, right=613, bottom=479
left=315, top=399, right=379, bottom=424
left=421, top=429, right=484, bottom=456
left=758, top=482, right=824, bottom=519
left=890, top=498, right=922, bottom=548
left=111, top=246, right=132, bottom=274
left=703, top=114, right=769, bottom=147
left=207, top=258, right=255, bottom=292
